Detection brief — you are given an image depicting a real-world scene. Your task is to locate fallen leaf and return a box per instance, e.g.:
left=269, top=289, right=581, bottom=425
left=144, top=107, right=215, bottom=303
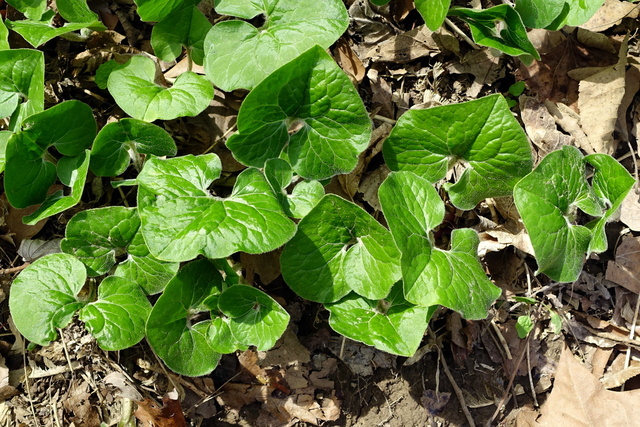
left=103, top=371, right=143, bottom=401
left=544, top=100, right=592, bottom=153
left=240, top=251, right=282, bottom=285
left=134, top=395, right=187, bottom=427
left=447, top=49, right=505, bottom=97
left=519, top=96, right=573, bottom=158
left=332, top=37, right=365, bottom=84
left=619, top=185, right=640, bottom=231
left=529, top=345, right=640, bottom=426
left=606, top=235, right=640, bottom=294
left=365, top=26, right=457, bottom=63
left=568, top=37, right=628, bottom=154
left=581, top=0, right=639, bottom=32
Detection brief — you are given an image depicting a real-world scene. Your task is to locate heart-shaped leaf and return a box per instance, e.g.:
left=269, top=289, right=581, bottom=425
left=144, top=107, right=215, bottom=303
left=448, top=5, right=540, bottom=62
left=9, top=253, right=86, bottom=346
left=264, top=158, right=324, bottom=218
left=218, top=285, right=289, bottom=350
left=584, top=154, right=635, bottom=253
left=146, top=259, right=223, bottom=376
left=137, top=154, right=296, bottom=262
left=565, top=0, right=606, bottom=26
left=90, top=118, right=177, bottom=177
left=151, top=5, right=211, bottom=65
left=22, top=149, right=91, bottom=225
left=281, top=194, right=402, bottom=303
left=379, top=171, right=501, bottom=319
left=226, top=45, right=371, bottom=181
left=205, top=0, right=349, bottom=91
left=0, top=131, right=12, bottom=174
left=416, top=0, right=452, bottom=31
left=6, top=0, right=47, bottom=20
left=0, top=49, right=44, bottom=128
left=514, top=0, right=568, bottom=29
left=6, top=10, right=105, bottom=47
left=57, top=0, right=101, bottom=23
left=79, top=276, right=151, bottom=350
left=4, top=100, right=96, bottom=208
left=513, top=145, right=605, bottom=282
left=107, top=55, right=213, bottom=122
left=114, top=230, right=180, bottom=295
left=61, top=207, right=141, bottom=276
left=0, top=16, right=9, bottom=52
left=383, top=94, right=532, bottom=210
left=326, top=283, right=437, bottom=356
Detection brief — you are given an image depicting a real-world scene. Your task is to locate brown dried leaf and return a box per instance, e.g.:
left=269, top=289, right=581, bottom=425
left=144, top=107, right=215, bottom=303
left=606, top=235, right=640, bottom=294
left=519, top=96, right=572, bottom=157
left=530, top=345, right=640, bottom=426
left=332, top=37, right=365, bottom=84
left=581, top=0, right=639, bottom=32
left=365, top=26, right=457, bottom=63
left=619, top=186, right=640, bottom=231
left=134, top=396, right=187, bottom=427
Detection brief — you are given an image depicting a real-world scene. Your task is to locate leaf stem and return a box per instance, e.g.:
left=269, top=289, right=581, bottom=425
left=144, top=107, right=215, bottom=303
left=444, top=18, right=480, bottom=50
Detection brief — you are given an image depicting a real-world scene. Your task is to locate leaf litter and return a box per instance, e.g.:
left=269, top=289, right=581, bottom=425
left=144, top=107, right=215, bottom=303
left=0, top=0, right=639, bottom=426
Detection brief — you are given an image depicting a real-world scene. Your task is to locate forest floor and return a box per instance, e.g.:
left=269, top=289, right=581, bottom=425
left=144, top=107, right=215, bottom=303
left=1, top=0, right=640, bottom=426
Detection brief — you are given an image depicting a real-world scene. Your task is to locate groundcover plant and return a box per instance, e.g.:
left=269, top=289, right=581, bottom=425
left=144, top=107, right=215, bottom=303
left=1, top=0, right=633, bottom=377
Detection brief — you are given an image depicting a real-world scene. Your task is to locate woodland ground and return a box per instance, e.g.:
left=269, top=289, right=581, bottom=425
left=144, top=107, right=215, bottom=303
left=1, top=0, right=640, bottom=426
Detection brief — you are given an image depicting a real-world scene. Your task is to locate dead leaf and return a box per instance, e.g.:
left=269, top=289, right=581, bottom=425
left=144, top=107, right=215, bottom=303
left=365, top=26, right=457, bottom=63
left=529, top=345, right=640, bottom=426
left=581, top=0, right=639, bottom=32
left=601, top=352, right=640, bottom=389
left=62, top=380, right=101, bottom=427
left=619, top=185, right=640, bottom=231
left=134, top=395, right=187, bottom=427
left=519, top=96, right=572, bottom=157
left=332, top=37, right=365, bottom=84
left=447, top=49, right=504, bottom=97
left=544, top=100, right=592, bottom=153
left=240, top=251, right=281, bottom=285
left=606, top=235, right=640, bottom=294
left=568, top=37, right=627, bottom=154
left=103, top=371, right=143, bottom=401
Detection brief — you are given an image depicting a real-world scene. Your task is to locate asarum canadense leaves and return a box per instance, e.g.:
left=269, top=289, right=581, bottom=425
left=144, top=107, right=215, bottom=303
left=150, top=5, right=212, bottom=65
left=205, top=0, right=349, bottom=91
left=264, top=158, right=324, bottom=218
left=0, top=48, right=44, bottom=128
left=4, top=100, right=96, bottom=209
left=226, top=45, right=371, bottom=181
left=514, top=146, right=634, bottom=282
left=136, top=154, right=296, bottom=262
left=79, top=276, right=151, bottom=351
left=383, top=94, right=532, bottom=210
left=9, top=253, right=86, bottom=346
left=379, top=171, right=501, bottom=319
left=416, top=0, right=452, bottom=31
left=326, top=283, right=437, bottom=357
left=107, top=55, right=213, bottom=122
left=146, top=259, right=223, bottom=376
left=281, top=194, right=401, bottom=303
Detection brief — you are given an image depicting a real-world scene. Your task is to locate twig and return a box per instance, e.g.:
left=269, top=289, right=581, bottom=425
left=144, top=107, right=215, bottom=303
left=444, top=18, right=480, bottom=50
left=525, top=340, right=539, bottom=407
left=490, top=319, right=513, bottom=360
left=22, top=341, right=39, bottom=427
left=0, top=263, right=30, bottom=275
left=57, top=328, right=76, bottom=381
left=429, top=329, right=476, bottom=427
left=372, top=114, right=397, bottom=125
left=203, top=124, right=237, bottom=154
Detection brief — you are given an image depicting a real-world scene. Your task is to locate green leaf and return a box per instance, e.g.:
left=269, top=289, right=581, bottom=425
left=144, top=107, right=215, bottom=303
left=207, top=316, right=247, bottom=354
left=151, top=6, right=212, bottom=65
left=514, top=0, right=567, bottom=28
left=226, top=45, right=371, bottom=180
left=146, top=259, right=223, bottom=376
left=516, top=315, right=534, bottom=338
left=264, top=158, right=324, bottom=218
left=107, top=55, right=213, bottom=122
left=0, top=16, right=9, bottom=50
left=6, top=10, right=105, bottom=48
left=137, top=154, right=296, bottom=262
left=448, top=5, right=540, bottom=62
left=549, top=310, right=562, bottom=334
left=114, top=230, right=180, bottom=295
left=4, top=100, right=96, bottom=208
left=513, top=145, right=605, bottom=282
left=22, top=149, right=91, bottom=225
left=218, top=285, right=289, bottom=350
left=513, top=296, right=537, bottom=304
left=281, top=194, right=402, bottom=303
left=327, top=283, right=437, bottom=357
left=134, top=0, right=197, bottom=22
left=61, top=207, right=140, bottom=276
left=0, top=131, right=10, bottom=173
left=79, top=276, right=151, bottom=350
left=370, top=0, right=391, bottom=5
left=416, top=0, right=452, bottom=31
left=56, top=0, right=100, bottom=23
left=90, top=118, right=177, bottom=177
left=584, top=154, right=635, bottom=253
left=6, top=0, right=47, bottom=20
left=205, top=0, right=349, bottom=90
left=0, top=49, right=44, bottom=128
left=9, top=253, right=86, bottom=346
left=383, top=94, right=533, bottom=210
left=565, top=0, right=606, bottom=26
left=379, top=171, right=501, bottom=319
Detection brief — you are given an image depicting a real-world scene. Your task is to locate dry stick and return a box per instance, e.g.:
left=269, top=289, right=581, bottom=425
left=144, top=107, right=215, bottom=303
left=444, top=18, right=480, bottom=50
left=372, top=114, right=397, bottom=125
left=0, top=263, right=30, bottom=275
left=429, top=329, right=476, bottom=427
left=524, top=267, right=539, bottom=407
left=22, top=341, right=39, bottom=427
left=57, top=328, right=76, bottom=381
left=203, top=125, right=237, bottom=154
left=621, top=295, right=640, bottom=392
left=490, top=319, right=513, bottom=360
